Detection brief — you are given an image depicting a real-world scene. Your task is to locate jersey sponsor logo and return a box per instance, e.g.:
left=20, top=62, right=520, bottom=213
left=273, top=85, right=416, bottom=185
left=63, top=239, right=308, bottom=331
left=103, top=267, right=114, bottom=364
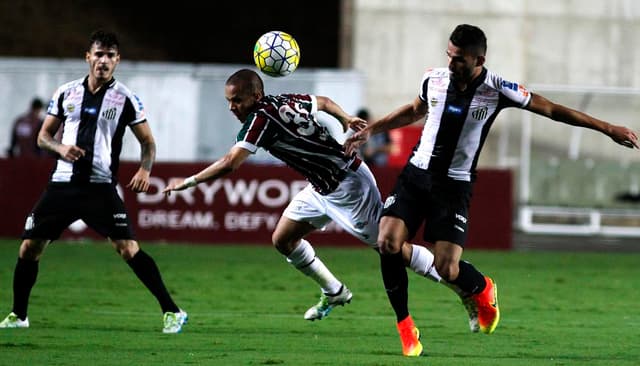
left=383, top=195, right=396, bottom=209
left=102, top=107, right=117, bottom=120
left=446, top=105, right=463, bottom=115
left=83, top=107, right=97, bottom=115
left=133, top=94, right=144, bottom=110
left=354, top=220, right=368, bottom=230
left=518, top=84, right=530, bottom=97
left=501, top=80, right=529, bottom=97
left=471, top=107, right=488, bottom=120
left=501, top=80, right=518, bottom=91
left=455, top=212, right=467, bottom=224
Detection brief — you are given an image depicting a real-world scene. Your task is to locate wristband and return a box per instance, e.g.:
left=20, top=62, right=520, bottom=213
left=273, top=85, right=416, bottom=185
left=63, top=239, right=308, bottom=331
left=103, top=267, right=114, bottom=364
left=183, top=175, right=198, bottom=188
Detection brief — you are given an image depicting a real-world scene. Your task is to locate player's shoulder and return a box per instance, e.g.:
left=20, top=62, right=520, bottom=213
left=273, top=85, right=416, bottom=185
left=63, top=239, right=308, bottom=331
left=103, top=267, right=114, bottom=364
left=424, top=67, right=449, bottom=78
left=483, top=68, right=531, bottom=104
left=483, top=68, right=520, bottom=90
left=420, top=67, right=449, bottom=85
left=57, top=77, right=85, bottom=93
left=278, top=93, right=313, bottom=103
left=110, top=79, right=137, bottom=98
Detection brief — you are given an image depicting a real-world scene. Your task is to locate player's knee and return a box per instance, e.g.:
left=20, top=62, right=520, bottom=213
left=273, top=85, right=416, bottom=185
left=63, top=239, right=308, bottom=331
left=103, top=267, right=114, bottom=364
left=435, top=259, right=459, bottom=282
left=271, top=234, right=294, bottom=256
left=113, top=240, right=140, bottom=260
left=377, top=237, right=402, bottom=255
left=19, top=239, right=46, bottom=260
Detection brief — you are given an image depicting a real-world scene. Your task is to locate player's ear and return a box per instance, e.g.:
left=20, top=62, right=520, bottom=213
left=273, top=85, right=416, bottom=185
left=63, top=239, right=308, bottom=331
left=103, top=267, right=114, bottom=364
left=85, top=51, right=90, bottom=63
left=476, top=55, right=486, bottom=67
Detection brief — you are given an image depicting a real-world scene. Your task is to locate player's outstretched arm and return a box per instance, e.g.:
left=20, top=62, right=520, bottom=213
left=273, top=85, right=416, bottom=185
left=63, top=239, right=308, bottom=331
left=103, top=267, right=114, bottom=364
left=162, top=146, right=252, bottom=195
left=344, top=96, right=428, bottom=155
left=316, top=96, right=365, bottom=132
left=526, top=93, right=639, bottom=149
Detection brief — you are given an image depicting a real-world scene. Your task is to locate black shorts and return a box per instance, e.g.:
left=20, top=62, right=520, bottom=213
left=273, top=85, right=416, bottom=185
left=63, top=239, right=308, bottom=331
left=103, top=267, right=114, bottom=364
left=22, top=183, right=135, bottom=241
left=382, top=165, right=473, bottom=246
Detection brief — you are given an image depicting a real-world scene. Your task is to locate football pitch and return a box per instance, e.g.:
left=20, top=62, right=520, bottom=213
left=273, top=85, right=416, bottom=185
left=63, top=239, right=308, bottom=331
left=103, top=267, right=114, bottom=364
left=0, top=239, right=638, bottom=366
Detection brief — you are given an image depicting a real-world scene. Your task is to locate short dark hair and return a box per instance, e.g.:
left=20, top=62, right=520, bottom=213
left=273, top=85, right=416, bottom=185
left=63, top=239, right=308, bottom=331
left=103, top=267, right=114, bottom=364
left=449, top=24, right=487, bottom=55
left=226, top=69, right=264, bottom=95
left=31, top=98, right=44, bottom=110
left=356, top=108, right=370, bottom=120
left=89, top=30, right=120, bottom=51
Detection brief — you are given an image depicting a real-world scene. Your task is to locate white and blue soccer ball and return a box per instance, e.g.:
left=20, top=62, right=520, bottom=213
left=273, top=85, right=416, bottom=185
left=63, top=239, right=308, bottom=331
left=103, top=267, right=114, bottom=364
left=253, top=31, right=301, bottom=77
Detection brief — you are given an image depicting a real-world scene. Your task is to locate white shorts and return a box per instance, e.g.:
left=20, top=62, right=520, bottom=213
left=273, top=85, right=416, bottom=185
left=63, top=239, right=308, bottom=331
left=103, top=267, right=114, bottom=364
left=282, top=163, right=381, bottom=248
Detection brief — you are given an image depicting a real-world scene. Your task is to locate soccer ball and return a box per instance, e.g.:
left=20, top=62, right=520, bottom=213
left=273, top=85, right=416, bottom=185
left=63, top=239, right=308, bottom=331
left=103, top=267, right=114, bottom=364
left=253, top=31, right=300, bottom=77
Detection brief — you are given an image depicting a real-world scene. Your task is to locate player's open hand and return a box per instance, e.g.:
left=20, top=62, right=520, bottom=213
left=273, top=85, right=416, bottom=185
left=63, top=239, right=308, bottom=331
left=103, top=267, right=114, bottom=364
left=347, top=117, right=367, bottom=132
left=127, top=168, right=151, bottom=193
left=610, top=125, right=639, bottom=149
left=344, top=129, right=370, bottom=156
left=162, top=178, right=191, bottom=196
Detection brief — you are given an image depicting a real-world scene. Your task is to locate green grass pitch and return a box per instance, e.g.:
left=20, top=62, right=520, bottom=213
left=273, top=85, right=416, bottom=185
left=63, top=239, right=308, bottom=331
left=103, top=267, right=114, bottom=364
left=0, top=239, right=638, bottom=365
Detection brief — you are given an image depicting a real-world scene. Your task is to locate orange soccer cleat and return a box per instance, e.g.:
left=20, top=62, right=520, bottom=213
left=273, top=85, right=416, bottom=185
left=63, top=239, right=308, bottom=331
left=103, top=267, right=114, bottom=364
left=396, top=315, right=423, bottom=357
left=470, top=276, right=500, bottom=334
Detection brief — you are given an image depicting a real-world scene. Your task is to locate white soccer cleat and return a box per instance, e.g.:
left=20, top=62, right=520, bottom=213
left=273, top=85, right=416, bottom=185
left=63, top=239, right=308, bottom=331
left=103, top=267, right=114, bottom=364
left=461, top=295, right=480, bottom=332
left=304, top=285, right=353, bottom=321
left=0, top=312, right=30, bottom=329
left=162, top=309, right=188, bottom=334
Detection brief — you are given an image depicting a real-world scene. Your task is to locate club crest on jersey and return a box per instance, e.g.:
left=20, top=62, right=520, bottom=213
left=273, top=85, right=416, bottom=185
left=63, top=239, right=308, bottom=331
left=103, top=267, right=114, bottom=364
left=471, top=107, right=488, bottom=120
left=430, top=97, right=438, bottom=107
left=102, top=107, right=117, bottom=120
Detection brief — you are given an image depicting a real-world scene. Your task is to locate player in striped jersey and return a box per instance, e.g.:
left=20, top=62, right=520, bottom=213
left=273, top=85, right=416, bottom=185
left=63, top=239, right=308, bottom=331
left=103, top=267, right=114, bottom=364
left=0, top=30, right=187, bottom=333
left=346, top=23, right=639, bottom=357
left=163, top=69, right=468, bottom=324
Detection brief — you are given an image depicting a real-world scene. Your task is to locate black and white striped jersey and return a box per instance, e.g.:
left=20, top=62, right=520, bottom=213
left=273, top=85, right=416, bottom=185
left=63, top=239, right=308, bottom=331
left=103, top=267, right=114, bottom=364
left=411, top=67, right=531, bottom=182
left=234, top=94, right=357, bottom=195
left=47, top=77, right=146, bottom=184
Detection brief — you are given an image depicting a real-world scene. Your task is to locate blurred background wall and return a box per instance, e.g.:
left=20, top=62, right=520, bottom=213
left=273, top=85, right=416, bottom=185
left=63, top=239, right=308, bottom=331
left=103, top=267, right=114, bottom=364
left=2, top=0, right=640, bottom=232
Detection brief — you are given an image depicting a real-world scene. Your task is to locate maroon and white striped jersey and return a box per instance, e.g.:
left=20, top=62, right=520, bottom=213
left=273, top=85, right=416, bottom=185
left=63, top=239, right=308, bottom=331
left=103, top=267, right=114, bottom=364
left=234, top=93, right=358, bottom=195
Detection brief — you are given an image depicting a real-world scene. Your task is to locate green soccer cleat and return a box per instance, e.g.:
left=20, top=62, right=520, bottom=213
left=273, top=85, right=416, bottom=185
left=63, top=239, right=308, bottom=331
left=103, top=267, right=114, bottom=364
left=0, top=312, right=29, bottom=329
left=303, top=285, right=352, bottom=321
left=162, top=310, right=188, bottom=334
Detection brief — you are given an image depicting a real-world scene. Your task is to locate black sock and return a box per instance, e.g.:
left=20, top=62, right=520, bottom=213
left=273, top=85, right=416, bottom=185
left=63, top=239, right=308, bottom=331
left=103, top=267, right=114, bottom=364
left=450, top=260, right=486, bottom=295
left=127, top=250, right=180, bottom=313
left=13, top=257, right=39, bottom=320
left=380, top=251, right=409, bottom=322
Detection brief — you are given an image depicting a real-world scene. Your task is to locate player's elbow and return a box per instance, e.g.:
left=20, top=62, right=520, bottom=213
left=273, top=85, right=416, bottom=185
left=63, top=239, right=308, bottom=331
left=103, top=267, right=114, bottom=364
left=219, top=154, right=242, bottom=173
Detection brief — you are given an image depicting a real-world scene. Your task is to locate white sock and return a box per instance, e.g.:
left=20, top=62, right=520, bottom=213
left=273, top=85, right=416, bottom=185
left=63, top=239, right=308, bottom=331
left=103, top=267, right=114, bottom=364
left=408, top=244, right=442, bottom=282
left=409, top=244, right=469, bottom=297
left=286, top=239, right=342, bottom=294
